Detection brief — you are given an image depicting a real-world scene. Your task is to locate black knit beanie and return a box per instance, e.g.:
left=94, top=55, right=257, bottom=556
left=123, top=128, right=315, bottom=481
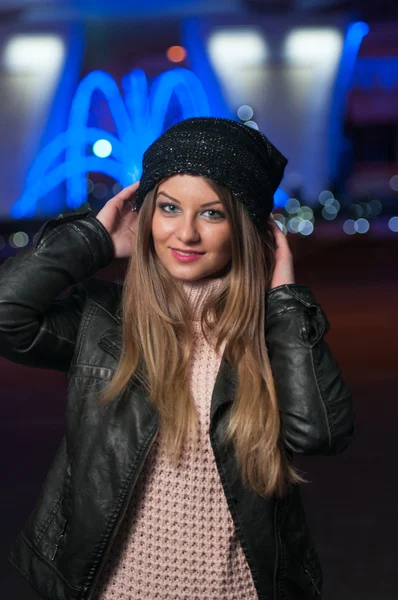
left=133, top=117, right=287, bottom=232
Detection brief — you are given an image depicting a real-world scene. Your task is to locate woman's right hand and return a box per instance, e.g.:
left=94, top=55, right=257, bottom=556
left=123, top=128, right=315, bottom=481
left=95, top=181, right=140, bottom=259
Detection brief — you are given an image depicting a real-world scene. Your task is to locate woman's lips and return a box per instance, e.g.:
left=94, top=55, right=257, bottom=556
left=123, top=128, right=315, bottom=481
left=170, top=248, right=204, bottom=263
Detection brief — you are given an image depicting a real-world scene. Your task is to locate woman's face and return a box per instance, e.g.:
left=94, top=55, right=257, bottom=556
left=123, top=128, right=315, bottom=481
left=151, top=174, right=232, bottom=281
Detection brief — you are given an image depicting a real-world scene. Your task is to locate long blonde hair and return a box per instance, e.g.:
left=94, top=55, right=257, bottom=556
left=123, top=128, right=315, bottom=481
left=99, top=176, right=306, bottom=498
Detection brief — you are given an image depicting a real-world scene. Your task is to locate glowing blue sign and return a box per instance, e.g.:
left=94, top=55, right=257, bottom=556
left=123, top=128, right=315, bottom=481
left=11, top=67, right=211, bottom=218
left=328, top=21, right=369, bottom=182
left=353, top=57, right=398, bottom=90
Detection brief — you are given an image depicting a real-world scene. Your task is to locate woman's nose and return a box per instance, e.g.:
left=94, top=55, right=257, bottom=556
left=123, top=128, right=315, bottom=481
left=176, top=218, right=200, bottom=241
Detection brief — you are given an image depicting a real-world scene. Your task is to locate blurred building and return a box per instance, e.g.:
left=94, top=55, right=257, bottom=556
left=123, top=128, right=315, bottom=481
left=0, top=0, right=397, bottom=247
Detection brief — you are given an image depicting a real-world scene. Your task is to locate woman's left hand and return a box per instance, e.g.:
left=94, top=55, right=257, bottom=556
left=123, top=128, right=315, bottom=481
left=269, top=217, right=295, bottom=289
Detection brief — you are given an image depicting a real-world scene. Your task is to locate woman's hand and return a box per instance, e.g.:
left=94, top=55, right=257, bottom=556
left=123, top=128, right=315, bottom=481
left=95, top=181, right=140, bottom=259
left=269, top=216, right=295, bottom=289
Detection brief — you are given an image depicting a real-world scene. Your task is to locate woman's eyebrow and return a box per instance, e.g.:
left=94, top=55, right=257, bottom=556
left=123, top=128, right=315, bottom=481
left=156, top=191, right=222, bottom=208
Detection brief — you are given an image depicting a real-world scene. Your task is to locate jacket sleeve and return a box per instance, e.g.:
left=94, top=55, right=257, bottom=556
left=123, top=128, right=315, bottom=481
left=0, top=209, right=114, bottom=372
left=265, top=283, right=355, bottom=455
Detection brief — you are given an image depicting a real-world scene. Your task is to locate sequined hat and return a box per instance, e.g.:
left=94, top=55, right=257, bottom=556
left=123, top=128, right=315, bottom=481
left=133, top=116, right=288, bottom=231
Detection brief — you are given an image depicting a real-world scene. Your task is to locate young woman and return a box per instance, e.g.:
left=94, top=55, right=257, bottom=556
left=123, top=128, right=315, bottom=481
left=0, top=117, right=354, bottom=600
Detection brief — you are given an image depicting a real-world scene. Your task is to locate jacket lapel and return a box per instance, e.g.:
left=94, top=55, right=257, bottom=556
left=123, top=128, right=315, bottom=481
left=97, top=326, right=235, bottom=420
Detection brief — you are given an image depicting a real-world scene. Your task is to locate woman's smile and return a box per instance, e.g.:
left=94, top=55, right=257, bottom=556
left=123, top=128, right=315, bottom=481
left=170, top=248, right=204, bottom=262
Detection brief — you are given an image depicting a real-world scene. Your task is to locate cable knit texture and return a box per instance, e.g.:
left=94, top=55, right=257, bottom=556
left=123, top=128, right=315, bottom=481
left=92, top=275, right=258, bottom=599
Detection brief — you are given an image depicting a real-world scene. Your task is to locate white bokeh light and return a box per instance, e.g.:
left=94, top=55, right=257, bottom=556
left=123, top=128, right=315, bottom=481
left=343, top=220, right=356, bottom=235
left=93, top=139, right=112, bottom=159
left=237, top=105, right=254, bottom=121
left=300, top=221, right=314, bottom=236
left=285, top=198, right=301, bottom=214
left=354, top=218, right=370, bottom=234
left=9, top=232, right=29, bottom=248
left=318, top=190, right=334, bottom=205
left=3, top=35, right=65, bottom=73
left=284, top=29, right=343, bottom=65
left=245, top=120, right=259, bottom=130
left=208, top=30, right=268, bottom=71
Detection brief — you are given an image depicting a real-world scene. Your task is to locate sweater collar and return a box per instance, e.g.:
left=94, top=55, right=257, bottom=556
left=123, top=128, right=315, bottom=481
left=176, top=275, right=227, bottom=322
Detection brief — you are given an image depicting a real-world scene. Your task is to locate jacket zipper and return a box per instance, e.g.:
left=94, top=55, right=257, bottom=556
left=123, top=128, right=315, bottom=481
left=51, top=462, right=73, bottom=562
left=300, top=565, right=321, bottom=595
left=85, top=425, right=158, bottom=600
left=50, top=518, right=68, bottom=562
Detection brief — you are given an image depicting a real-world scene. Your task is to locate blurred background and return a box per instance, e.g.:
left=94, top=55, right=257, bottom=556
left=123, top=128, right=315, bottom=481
left=0, top=0, right=397, bottom=598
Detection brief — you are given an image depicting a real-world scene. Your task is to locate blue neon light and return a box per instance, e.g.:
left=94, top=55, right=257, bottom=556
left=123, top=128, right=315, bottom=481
left=273, top=187, right=290, bottom=209
left=328, top=21, right=369, bottom=183
left=181, top=17, right=231, bottom=119
left=12, top=60, right=288, bottom=217
left=353, top=57, right=398, bottom=90
left=181, top=16, right=288, bottom=210
left=37, top=24, right=86, bottom=216
left=11, top=67, right=211, bottom=218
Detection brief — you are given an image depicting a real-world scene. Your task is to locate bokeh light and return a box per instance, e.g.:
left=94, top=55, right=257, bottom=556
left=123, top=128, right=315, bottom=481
left=343, top=219, right=356, bottom=235
left=287, top=217, right=305, bottom=233
left=9, top=232, right=29, bottom=248
left=112, top=182, right=123, bottom=195
left=389, top=175, right=398, bottom=191
left=167, top=46, right=187, bottom=63
left=298, top=206, right=314, bottom=221
left=208, top=31, right=268, bottom=69
left=322, top=207, right=337, bottom=220
left=354, top=218, right=370, bottom=234
left=237, top=105, right=254, bottom=121
left=369, top=200, right=382, bottom=216
left=92, top=183, right=108, bottom=200
left=318, top=190, right=334, bottom=205
left=388, top=216, right=398, bottom=232
left=350, top=204, right=363, bottom=218
left=4, top=35, right=64, bottom=73
left=245, top=120, right=259, bottom=130
left=93, top=139, right=112, bottom=158
left=299, top=221, right=314, bottom=236
left=273, top=219, right=287, bottom=234
left=323, top=198, right=340, bottom=216
left=285, top=198, right=301, bottom=214
left=272, top=213, right=286, bottom=227
left=358, top=202, right=372, bottom=218
left=284, top=29, right=343, bottom=65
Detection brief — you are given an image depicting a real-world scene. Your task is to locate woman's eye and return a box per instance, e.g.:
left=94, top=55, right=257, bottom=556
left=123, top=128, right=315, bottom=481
left=158, top=203, right=225, bottom=220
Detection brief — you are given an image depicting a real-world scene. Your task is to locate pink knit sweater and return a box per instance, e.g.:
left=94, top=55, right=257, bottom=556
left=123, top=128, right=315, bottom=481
left=93, top=275, right=258, bottom=599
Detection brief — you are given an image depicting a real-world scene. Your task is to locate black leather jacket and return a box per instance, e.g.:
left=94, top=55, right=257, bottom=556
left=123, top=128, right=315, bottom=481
left=0, top=210, right=355, bottom=600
